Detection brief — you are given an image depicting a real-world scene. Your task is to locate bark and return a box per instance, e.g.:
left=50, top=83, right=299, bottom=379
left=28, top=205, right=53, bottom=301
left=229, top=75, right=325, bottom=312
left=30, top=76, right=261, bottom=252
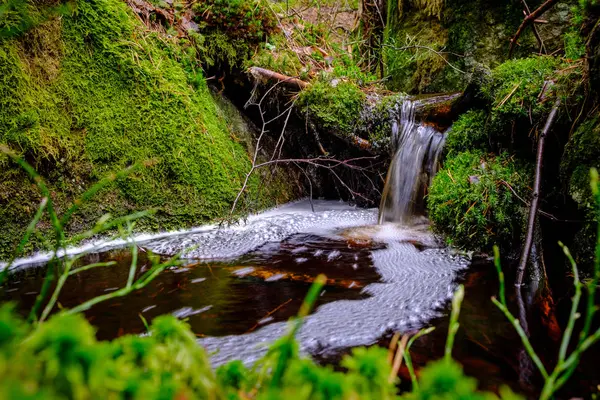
left=516, top=98, right=561, bottom=287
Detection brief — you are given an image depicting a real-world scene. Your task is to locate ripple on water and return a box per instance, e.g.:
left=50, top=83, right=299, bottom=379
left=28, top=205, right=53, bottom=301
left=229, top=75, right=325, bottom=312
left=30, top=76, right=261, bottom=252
left=200, top=227, right=469, bottom=366
left=144, top=200, right=378, bottom=260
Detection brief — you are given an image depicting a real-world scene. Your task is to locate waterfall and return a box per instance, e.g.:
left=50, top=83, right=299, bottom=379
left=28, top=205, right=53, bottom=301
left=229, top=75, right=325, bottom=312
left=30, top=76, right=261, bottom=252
left=378, top=100, right=446, bottom=224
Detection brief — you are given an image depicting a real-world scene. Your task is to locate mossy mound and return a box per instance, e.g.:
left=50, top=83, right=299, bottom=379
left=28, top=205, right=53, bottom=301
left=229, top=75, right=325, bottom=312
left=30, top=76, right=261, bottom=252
left=428, top=150, right=531, bottom=252
left=444, top=110, right=489, bottom=156
left=480, top=56, right=561, bottom=120
left=0, top=0, right=293, bottom=258
left=297, top=80, right=366, bottom=136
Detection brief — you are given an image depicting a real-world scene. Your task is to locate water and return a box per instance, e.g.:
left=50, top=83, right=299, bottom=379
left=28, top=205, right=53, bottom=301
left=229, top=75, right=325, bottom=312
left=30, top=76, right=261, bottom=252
left=2, top=200, right=467, bottom=357
left=378, top=100, right=446, bottom=224
left=2, top=200, right=600, bottom=396
left=1, top=96, right=598, bottom=395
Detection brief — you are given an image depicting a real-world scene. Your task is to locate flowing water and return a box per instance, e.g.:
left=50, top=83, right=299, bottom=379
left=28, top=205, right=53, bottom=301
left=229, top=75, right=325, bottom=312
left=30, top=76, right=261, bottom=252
left=2, top=100, right=599, bottom=396
left=378, top=100, right=446, bottom=224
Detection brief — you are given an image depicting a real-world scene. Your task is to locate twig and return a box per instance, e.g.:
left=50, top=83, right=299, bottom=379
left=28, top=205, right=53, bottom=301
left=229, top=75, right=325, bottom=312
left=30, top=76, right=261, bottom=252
left=519, top=0, right=547, bottom=54
left=516, top=98, right=561, bottom=286
left=248, top=67, right=310, bottom=90
left=246, top=298, right=292, bottom=333
left=509, top=0, right=559, bottom=57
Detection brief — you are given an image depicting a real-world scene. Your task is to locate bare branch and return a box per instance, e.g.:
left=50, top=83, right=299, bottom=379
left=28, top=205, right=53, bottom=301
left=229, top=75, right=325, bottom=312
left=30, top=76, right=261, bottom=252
left=509, top=0, right=558, bottom=58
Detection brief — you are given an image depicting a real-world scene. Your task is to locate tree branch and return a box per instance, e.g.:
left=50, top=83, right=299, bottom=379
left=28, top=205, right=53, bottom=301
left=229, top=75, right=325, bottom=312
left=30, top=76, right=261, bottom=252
left=248, top=67, right=310, bottom=90
left=509, top=0, right=558, bottom=58
left=516, top=98, right=561, bottom=286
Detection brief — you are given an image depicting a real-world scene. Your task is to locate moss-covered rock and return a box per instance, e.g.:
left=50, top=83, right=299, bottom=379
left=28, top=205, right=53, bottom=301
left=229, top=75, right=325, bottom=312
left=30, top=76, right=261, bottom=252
left=0, top=0, right=293, bottom=258
left=383, top=0, right=574, bottom=94
left=427, top=150, right=531, bottom=251
left=297, top=80, right=366, bottom=136
left=443, top=110, right=489, bottom=156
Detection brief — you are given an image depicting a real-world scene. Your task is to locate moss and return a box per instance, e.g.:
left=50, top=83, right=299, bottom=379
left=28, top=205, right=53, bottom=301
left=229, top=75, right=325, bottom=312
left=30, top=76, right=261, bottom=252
left=444, top=110, right=489, bottom=156
left=0, top=0, right=292, bottom=258
left=428, top=150, right=531, bottom=252
left=383, top=0, right=539, bottom=94
left=297, top=80, right=365, bottom=136
left=481, top=56, right=561, bottom=119
left=384, top=11, right=449, bottom=93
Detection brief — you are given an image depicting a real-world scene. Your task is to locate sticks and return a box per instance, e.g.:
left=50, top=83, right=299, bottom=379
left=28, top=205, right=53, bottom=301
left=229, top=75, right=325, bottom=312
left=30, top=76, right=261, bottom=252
left=248, top=67, right=310, bottom=90
left=515, top=98, right=561, bottom=287
left=519, top=0, right=547, bottom=54
left=508, top=0, right=558, bottom=57
left=231, top=81, right=377, bottom=214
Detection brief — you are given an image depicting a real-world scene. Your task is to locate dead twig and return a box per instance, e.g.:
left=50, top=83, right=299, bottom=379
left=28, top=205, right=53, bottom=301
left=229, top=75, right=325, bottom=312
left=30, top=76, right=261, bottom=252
left=516, top=98, right=561, bottom=286
left=248, top=67, right=310, bottom=90
left=509, top=0, right=559, bottom=58
left=519, top=0, right=547, bottom=54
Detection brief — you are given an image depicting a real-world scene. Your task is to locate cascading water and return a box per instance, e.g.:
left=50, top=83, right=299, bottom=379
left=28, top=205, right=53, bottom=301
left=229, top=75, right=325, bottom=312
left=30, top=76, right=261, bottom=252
left=378, top=100, right=446, bottom=224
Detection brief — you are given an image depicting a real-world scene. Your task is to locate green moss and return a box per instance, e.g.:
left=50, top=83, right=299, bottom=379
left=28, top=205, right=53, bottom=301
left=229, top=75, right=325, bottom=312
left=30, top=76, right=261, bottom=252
left=561, top=117, right=600, bottom=203
left=428, top=150, right=531, bottom=252
left=384, top=11, right=449, bottom=93
left=0, top=0, right=290, bottom=258
left=481, top=56, right=561, bottom=119
left=298, top=80, right=365, bottom=135
left=383, top=0, right=536, bottom=94
left=444, top=110, right=489, bottom=156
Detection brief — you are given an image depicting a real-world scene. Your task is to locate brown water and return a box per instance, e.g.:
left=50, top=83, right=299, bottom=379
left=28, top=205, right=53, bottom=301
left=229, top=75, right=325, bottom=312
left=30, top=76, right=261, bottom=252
left=3, top=234, right=380, bottom=340
left=2, top=201, right=599, bottom=397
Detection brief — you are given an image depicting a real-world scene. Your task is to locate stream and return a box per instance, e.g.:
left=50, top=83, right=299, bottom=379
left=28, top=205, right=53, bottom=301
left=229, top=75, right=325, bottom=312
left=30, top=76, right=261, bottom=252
left=5, top=199, right=599, bottom=396
left=2, top=100, right=599, bottom=398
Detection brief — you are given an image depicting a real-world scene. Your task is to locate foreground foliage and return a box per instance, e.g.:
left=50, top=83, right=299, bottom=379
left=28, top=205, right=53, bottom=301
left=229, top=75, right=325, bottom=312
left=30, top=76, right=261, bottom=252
left=0, top=304, right=523, bottom=400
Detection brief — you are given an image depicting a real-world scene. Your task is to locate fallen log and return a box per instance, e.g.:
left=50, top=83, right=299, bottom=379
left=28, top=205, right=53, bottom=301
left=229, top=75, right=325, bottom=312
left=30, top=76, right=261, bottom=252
left=248, top=67, right=310, bottom=90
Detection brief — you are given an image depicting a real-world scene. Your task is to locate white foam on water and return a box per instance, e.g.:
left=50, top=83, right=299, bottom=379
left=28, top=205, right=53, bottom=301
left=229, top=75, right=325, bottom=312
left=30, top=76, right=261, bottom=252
left=1, top=199, right=374, bottom=270
left=144, top=200, right=378, bottom=260
left=199, top=223, right=469, bottom=366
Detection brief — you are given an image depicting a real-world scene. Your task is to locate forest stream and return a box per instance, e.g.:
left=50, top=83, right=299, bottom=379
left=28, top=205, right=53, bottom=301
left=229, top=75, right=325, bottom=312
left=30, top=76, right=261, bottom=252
left=3, top=99, right=599, bottom=397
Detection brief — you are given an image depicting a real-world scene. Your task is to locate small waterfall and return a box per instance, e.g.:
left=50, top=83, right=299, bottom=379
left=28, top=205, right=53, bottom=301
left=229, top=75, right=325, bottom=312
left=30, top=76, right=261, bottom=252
left=378, top=100, right=446, bottom=224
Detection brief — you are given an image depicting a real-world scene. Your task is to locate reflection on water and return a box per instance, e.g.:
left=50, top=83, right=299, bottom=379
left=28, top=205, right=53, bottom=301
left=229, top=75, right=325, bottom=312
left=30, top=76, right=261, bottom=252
left=3, top=233, right=380, bottom=340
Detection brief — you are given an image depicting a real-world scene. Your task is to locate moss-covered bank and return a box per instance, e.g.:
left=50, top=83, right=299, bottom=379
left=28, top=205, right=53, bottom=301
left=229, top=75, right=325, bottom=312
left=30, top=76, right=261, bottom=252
left=0, top=0, right=295, bottom=258
left=383, top=0, right=574, bottom=94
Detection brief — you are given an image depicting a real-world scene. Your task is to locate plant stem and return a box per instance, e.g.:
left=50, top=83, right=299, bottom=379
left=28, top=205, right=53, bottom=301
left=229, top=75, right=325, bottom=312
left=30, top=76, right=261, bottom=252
left=0, top=197, right=47, bottom=286
left=492, top=297, right=549, bottom=379
left=404, top=327, right=435, bottom=391
left=493, top=245, right=506, bottom=306
left=445, top=285, right=464, bottom=362
left=557, top=243, right=582, bottom=363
